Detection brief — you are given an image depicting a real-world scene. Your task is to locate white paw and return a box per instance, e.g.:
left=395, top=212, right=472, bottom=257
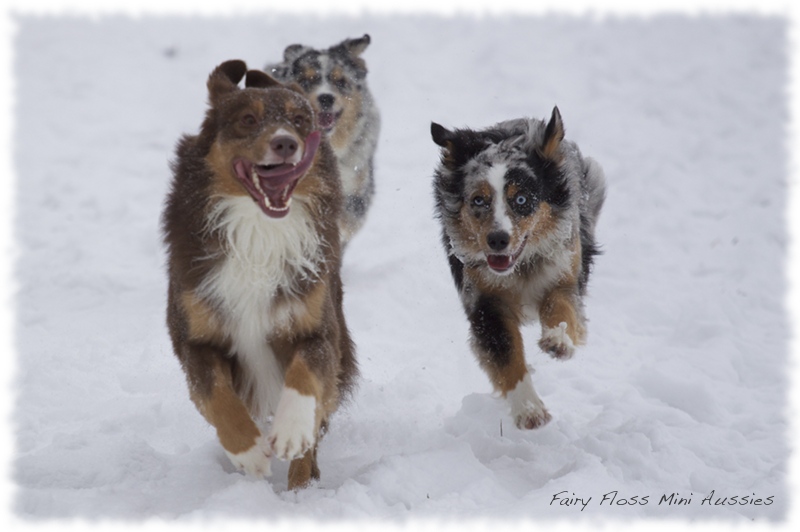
left=507, top=373, right=551, bottom=430
left=268, top=388, right=317, bottom=461
left=539, top=321, right=575, bottom=360
left=225, top=435, right=272, bottom=477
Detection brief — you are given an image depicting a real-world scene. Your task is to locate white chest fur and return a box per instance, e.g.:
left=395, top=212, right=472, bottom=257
left=197, top=196, right=322, bottom=420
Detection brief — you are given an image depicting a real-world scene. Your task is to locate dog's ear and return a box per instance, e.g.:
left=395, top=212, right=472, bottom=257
left=540, top=106, right=565, bottom=161
left=245, top=69, right=282, bottom=89
left=431, top=122, right=455, bottom=148
left=285, top=81, right=306, bottom=96
left=207, top=60, right=247, bottom=104
left=283, top=44, right=308, bottom=63
left=340, top=34, right=371, bottom=56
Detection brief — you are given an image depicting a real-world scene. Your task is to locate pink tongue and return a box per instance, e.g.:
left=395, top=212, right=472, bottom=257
left=487, top=255, right=512, bottom=271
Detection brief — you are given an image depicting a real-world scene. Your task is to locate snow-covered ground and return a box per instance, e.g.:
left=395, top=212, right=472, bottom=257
left=8, top=11, right=791, bottom=524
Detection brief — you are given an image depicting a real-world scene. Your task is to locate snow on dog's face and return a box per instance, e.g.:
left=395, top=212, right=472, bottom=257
left=203, top=60, right=320, bottom=219
left=431, top=108, right=572, bottom=275
left=269, top=35, right=371, bottom=151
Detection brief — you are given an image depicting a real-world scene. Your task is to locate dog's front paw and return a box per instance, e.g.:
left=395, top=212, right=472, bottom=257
left=268, top=388, right=317, bottom=461
left=225, top=436, right=273, bottom=478
left=507, top=373, right=552, bottom=430
left=514, top=406, right=552, bottom=430
left=539, top=322, right=575, bottom=360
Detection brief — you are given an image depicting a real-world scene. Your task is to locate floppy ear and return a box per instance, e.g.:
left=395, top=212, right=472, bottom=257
left=341, top=34, right=371, bottom=56
left=431, top=122, right=455, bottom=148
left=285, top=81, right=306, bottom=95
left=283, top=43, right=308, bottom=63
left=245, top=69, right=282, bottom=89
left=207, top=60, right=247, bottom=104
left=540, top=106, right=565, bottom=161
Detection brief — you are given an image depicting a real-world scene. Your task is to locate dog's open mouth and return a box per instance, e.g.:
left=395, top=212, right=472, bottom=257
left=317, top=110, right=343, bottom=131
left=232, top=131, right=321, bottom=219
left=486, top=237, right=528, bottom=274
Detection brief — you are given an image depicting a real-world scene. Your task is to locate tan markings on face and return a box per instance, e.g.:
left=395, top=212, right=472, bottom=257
left=453, top=182, right=494, bottom=256
left=524, top=202, right=559, bottom=245
left=303, top=66, right=317, bottom=82
left=283, top=99, right=305, bottom=124
left=328, top=90, right=364, bottom=151
left=181, top=290, right=226, bottom=344
left=206, top=140, right=249, bottom=197
left=329, top=67, right=345, bottom=84
left=191, top=359, right=261, bottom=454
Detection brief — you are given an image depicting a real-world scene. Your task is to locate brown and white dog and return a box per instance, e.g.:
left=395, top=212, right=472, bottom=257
left=162, top=60, right=357, bottom=490
left=267, top=35, right=380, bottom=245
left=431, top=108, right=605, bottom=430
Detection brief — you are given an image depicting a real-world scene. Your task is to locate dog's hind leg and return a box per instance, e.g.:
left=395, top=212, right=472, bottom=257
left=468, top=294, right=551, bottom=430
left=288, top=444, right=320, bottom=490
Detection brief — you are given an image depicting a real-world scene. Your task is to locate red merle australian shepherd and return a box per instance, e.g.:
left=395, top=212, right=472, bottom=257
left=162, top=60, right=357, bottom=490
left=431, top=108, right=605, bottom=430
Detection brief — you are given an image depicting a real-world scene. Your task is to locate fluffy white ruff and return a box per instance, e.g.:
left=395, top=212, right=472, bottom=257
left=506, top=373, right=551, bottom=430
left=540, top=321, right=575, bottom=359
left=268, top=387, right=317, bottom=461
left=198, top=196, right=322, bottom=420
left=225, top=435, right=272, bottom=478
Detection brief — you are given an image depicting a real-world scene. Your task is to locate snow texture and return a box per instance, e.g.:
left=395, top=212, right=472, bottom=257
left=11, top=14, right=789, bottom=523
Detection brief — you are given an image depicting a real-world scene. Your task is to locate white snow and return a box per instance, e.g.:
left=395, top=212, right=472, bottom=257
left=7, top=8, right=793, bottom=527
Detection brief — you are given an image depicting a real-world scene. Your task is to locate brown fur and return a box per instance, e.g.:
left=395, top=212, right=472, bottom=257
left=163, top=60, right=357, bottom=490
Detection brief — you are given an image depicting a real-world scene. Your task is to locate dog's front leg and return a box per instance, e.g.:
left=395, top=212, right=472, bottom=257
left=468, top=295, right=551, bottom=430
left=187, top=347, right=273, bottom=477
left=267, top=338, right=330, bottom=489
left=538, top=284, right=586, bottom=360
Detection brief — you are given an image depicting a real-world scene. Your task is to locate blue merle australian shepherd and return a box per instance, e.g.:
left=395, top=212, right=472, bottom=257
left=267, top=34, right=380, bottom=245
left=431, top=107, right=606, bottom=430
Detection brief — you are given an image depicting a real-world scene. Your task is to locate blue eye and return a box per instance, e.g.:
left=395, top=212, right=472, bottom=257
left=515, top=195, right=527, bottom=205
left=472, top=196, right=487, bottom=207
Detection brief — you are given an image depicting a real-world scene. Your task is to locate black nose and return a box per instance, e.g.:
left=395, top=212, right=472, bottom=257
left=487, top=231, right=510, bottom=252
left=318, top=94, right=335, bottom=111
left=270, top=135, right=298, bottom=159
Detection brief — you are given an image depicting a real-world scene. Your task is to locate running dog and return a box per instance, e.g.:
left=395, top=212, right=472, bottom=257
left=162, top=60, right=357, bottom=490
left=431, top=107, right=605, bottom=429
left=267, top=34, right=380, bottom=245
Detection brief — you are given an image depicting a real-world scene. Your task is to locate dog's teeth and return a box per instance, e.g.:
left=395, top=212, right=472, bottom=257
left=251, top=171, right=266, bottom=195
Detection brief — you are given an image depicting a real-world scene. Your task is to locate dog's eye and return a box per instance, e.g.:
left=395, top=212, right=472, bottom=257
left=293, top=115, right=306, bottom=128
left=472, top=196, right=487, bottom=207
left=333, top=77, right=348, bottom=90
left=515, top=195, right=527, bottom=205
left=241, top=114, right=257, bottom=127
